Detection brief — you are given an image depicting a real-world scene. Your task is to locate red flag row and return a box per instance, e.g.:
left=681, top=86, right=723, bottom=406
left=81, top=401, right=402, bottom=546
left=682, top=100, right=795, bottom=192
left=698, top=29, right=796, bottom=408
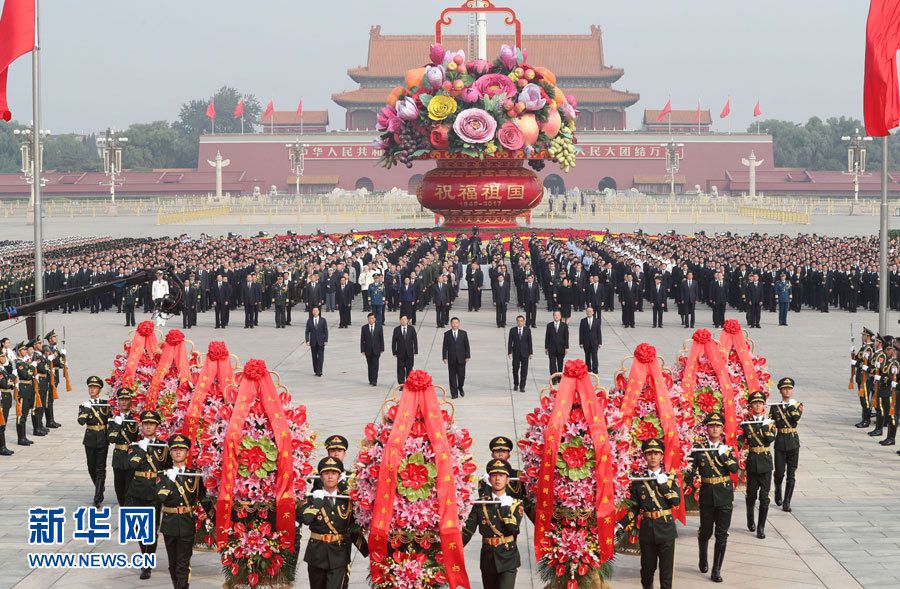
left=654, top=97, right=762, bottom=122
left=204, top=98, right=303, bottom=121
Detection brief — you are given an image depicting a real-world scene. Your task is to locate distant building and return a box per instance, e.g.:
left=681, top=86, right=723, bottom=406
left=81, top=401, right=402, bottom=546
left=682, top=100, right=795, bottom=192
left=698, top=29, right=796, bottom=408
left=642, top=109, right=712, bottom=133
left=258, top=110, right=329, bottom=134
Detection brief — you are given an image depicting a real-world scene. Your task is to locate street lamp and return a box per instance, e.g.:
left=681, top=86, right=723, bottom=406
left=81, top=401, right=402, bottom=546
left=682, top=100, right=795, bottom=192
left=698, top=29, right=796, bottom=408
left=286, top=140, right=307, bottom=196
left=662, top=140, right=684, bottom=197
left=13, top=124, right=49, bottom=206
left=96, top=128, right=128, bottom=203
left=841, top=128, right=873, bottom=202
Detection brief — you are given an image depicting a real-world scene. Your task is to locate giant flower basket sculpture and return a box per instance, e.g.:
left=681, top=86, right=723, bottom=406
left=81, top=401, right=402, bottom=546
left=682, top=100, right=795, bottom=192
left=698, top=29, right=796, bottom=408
left=518, top=359, right=614, bottom=589
left=672, top=329, right=747, bottom=511
left=607, top=343, right=693, bottom=554
left=352, top=369, right=477, bottom=589
left=213, top=359, right=316, bottom=588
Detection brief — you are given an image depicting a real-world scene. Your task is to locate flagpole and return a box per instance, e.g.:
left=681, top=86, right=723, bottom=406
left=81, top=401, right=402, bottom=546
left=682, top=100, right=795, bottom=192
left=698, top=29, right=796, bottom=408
left=241, top=113, right=244, bottom=135
left=879, top=135, right=889, bottom=333
left=32, top=0, right=44, bottom=336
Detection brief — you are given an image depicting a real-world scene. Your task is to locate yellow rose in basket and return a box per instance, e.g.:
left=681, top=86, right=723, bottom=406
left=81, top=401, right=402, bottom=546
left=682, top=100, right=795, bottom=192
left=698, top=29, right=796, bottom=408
left=427, top=95, right=458, bottom=122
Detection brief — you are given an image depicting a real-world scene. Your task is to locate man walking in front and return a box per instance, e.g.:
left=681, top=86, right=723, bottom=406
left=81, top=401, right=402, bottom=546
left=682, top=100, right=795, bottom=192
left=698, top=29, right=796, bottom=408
left=442, top=317, right=470, bottom=399
left=360, top=313, right=384, bottom=386
left=508, top=315, right=532, bottom=392
left=545, top=310, right=568, bottom=378
left=305, top=307, right=328, bottom=377
left=392, top=315, right=418, bottom=385
left=579, top=307, right=601, bottom=373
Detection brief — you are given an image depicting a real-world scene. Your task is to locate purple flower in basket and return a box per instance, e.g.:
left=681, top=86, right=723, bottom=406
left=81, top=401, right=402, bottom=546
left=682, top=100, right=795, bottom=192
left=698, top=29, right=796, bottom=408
left=452, top=108, right=497, bottom=144
left=499, top=44, right=518, bottom=70
left=518, top=83, right=546, bottom=111
left=376, top=105, right=402, bottom=133
left=429, top=43, right=444, bottom=66
left=425, top=65, right=445, bottom=89
left=395, top=97, right=419, bottom=121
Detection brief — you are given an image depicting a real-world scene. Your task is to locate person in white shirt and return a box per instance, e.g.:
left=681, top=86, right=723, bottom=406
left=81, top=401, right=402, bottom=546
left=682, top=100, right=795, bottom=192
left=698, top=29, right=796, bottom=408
left=151, top=271, right=170, bottom=312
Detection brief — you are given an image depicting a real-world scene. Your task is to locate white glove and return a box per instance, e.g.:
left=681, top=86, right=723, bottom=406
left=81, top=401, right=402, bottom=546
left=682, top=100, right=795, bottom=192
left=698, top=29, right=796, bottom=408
left=717, top=445, right=729, bottom=456
left=30, top=361, right=37, bottom=367
left=60, top=349, right=66, bottom=355
left=137, top=438, right=149, bottom=451
left=762, top=418, right=774, bottom=426
left=482, top=473, right=490, bottom=483
left=656, top=473, right=669, bottom=485
left=863, top=365, right=870, bottom=371
left=851, top=360, right=857, bottom=366
left=498, top=494, right=514, bottom=508
left=312, top=489, right=326, bottom=500
left=166, top=468, right=178, bottom=482
left=46, top=354, right=54, bottom=362
left=788, top=399, right=797, bottom=406
left=113, top=415, right=124, bottom=425
left=874, top=375, right=882, bottom=381
left=82, top=400, right=93, bottom=408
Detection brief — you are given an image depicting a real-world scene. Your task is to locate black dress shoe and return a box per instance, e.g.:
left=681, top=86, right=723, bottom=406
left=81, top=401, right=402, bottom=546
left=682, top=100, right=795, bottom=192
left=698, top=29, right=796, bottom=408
left=0, top=447, right=14, bottom=456
left=33, top=430, right=47, bottom=436
left=519, top=386, right=526, bottom=392
left=451, top=394, right=458, bottom=399
left=880, top=438, right=895, bottom=446
left=47, top=422, right=61, bottom=428
left=139, top=568, right=151, bottom=580
left=459, top=389, right=465, bottom=397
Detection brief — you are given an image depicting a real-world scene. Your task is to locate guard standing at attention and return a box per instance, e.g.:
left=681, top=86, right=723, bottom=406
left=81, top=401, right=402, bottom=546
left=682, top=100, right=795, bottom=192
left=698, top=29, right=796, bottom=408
left=868, top=334, right=889, bottom=437
left=853, top=327, right=875, bottom=428
left=739, top=391, right=776, bottom=539
left=0, top=354, right=15, bottom=455
left=107, top=387, right=140, bottom=506
left=78, top=375, right=110, bottom=507
left=771, top=377, right=803, bottom=512
left=14, top=341, right=35, bottom=446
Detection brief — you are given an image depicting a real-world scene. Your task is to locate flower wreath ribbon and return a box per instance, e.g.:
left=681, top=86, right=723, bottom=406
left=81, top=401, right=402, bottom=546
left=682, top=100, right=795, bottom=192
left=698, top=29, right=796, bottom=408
left=122, top=321, right=159, bottom=388
left=183, top=342, right=234, bottom=465
left=368, top=369, right=470, bottom=589
left=534, top=359, right=615, bottom=562
left=719, top=320, right=762, bottom=393
left=216, top=359, right=295, bottom=552
left=144, top=329, right=191, bottom=409
left=682, top=329, right=739, bottom=447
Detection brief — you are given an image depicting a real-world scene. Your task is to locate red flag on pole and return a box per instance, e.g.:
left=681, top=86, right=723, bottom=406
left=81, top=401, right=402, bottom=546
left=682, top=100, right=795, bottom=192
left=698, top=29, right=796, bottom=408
left=0, top=0, right=36, bottom=121
left=263, top=100, right=274, bottom=118
left=206, top=99, right=216, bottom=120
left=864, top=0, right=900, bottom=136
left=719, top=98, right=731, bottom=119
left=233, top=99, right=244, bottom=118
left=296, top=99, right=303, bottom=117
left=753, top=100, right=762, bottom=117
left=655, top=99, right=672, bottom=122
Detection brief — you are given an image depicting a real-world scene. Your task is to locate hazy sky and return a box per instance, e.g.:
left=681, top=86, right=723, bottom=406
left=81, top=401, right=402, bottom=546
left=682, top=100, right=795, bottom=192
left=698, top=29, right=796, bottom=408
left=2, top=0, right=872, bottom=133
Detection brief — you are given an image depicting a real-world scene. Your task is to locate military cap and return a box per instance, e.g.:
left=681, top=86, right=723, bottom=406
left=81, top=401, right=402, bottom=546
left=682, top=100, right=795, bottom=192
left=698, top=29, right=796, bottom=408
left=489, top=436, right=513, bottom=452
left=116, top=386, right=135, bottom=399
left=140, top=409, right=162, bottom=424
left=748, top=390, right=767, bottom=404
left=863, top=327, right=874, bottom=337
left=704, top=412, right=725, bottom=427
left=86, top=375, right=104, bottom=388
left=777, top=377, right=795, bottom=389
left=324, top=435, right=349, bottom=451
left=486, top=458, right=513, bottom=477
left=168, top=433, right=191, bottom=450
left=44, top=330, right=56, bottom=340
left=317, top=456, right=344, bottom=474
left=26, top=338, right=37, bottom=348
left=642, top=437, right=664, bottom=454
left=15, top=341, right=26, bottom=352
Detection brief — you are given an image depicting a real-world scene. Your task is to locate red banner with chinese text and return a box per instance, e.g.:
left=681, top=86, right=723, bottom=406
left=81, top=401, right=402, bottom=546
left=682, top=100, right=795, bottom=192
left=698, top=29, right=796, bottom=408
left=144, top=329, right=190, bottom=409
left=719, top=320, right=762, bottom=394
left=183, top=342, right=234, bottom=465
left=123, top=321, right=159, bottom=388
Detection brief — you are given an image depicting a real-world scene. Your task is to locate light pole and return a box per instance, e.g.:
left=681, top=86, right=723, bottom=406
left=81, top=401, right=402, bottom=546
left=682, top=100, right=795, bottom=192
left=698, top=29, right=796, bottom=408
left=662, top=140, right=684, bottom=197
left=286, top=140, right=306, bottom=196
left=13, top=124, right=49, bottom=206
left=841, top=128, right=873, bottom=202
left=96, top=128, right=128, bottom=203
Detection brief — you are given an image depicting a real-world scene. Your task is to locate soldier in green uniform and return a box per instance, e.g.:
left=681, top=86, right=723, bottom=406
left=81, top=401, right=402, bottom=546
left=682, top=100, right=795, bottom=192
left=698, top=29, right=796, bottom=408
left=107, top=387, right=140, bottom=506
left=126, top=409, right=171, bottom=580
left=629, top=437, right=681, bottom=589
left=14, top=341, right=36, bottom=445
left=312, top=435, right=352, bottom=491
left=463, top=458, right=524, bottom=589
left=29, top=339, right=50, bottom=437
left=273, top=276, right=289, bottom=328
left=771, top=377, right=804, bottom=512
left=43, top=330, right=65, bottom=429
left=78, top=376, right=111, bottom=507
left=0, top=354, right=15, bottom=455
left=689, top=413, right=739, bottom=583
left=876, top=345, right=900, bottom=447
left=739, top=391, right=776, bottom=539
left=853, top=327, right=875, bottom=428
left=479, top=437, right=528, bottom=505
left=123, top=283, right=139, bottom=327
left=157, top=433, right=208, bottom=589
left=302, top=456, right=368, bottom=589
left=869, top=334, right=889, bottom=437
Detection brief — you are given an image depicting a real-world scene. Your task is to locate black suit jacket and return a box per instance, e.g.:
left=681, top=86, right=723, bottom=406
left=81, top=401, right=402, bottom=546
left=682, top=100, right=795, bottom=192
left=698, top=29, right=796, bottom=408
left=507, top=326, right=533, bottom=358
left=619, top=281, right=640, bottom=307
left=523, top=282, right=540, bottom=305
left=681, top=280, right=699, bottom=304
left=710, top=281, right=728, bottom=305
left=392, top=325, right=418, bottom=358
left=212, top=282, right=231, bottom=306
left=587, top=282, right=604, bottom=309
left=650, top=284, right=667, bottom=307
left=544, top=322, right=569, bottom=354
left=433, top=283, right=451, bottom=305
left=305, top=316, right=328, bottom=346
left=241, top=282, right=261, bottom=307
left=493, top=281, right=510, bottom=305
left=579, top=317, right=602, bottom=349
left=442, top=330, right=471, bottom=364
left=360, top=323, right=384, bottom=355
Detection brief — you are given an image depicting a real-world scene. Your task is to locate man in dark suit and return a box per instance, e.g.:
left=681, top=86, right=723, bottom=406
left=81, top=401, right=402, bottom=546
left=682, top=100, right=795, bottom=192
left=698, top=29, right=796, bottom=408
left=681, top=271, right=699, bottom=328
left=467, top=262, right=484, bottom=312
left=304, top=274, right=324, bottom=318
left=181, top=277, right=198, bottom=329
left=242, top=273, right=262, bottom=329
left=433, top=274, right=451, bottom=328
left=651, top=274, right=667, bottom=328
left=211, top=274, right=231, bottom=329
left=586, top=274, right=605, bottom=314
left=493, top=274, right=511, bottom=328
left=442, top=317, right=470, bottom=399
left=522, top=274, right=540, bottom=328
left=619, top=273, right=639, bottom=328
left=507, top=315, right=532, bottom=392
left=709, top=271, right=728, bottom=328
left=544, top=310, right=569, bottom=377
left=391, top=315, right=418, bottom=385
left=336, top=275, right=354, bottom=328
left=360, top=313, right=384, bottom=386
left=578, top=307, right=602, bottom=373
left=305, top=307, right=328, bottom=377
left=743, top=273, right=763, bottom=328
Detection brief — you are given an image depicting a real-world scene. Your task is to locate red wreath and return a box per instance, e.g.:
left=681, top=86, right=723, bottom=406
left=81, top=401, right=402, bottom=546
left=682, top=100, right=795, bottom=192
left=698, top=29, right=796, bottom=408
left=564, top=359, right=588, bottom=378
left=137, top=321, right=154, bottom=336
left=208, top=341, right=229, bottom=361
left=723, top=319, right=741, bottom=334
left=693, top=329, right=712, bottom=344
left=166, top=329, right=185, bottom=346
left=634, top=343, right=657, bottom=364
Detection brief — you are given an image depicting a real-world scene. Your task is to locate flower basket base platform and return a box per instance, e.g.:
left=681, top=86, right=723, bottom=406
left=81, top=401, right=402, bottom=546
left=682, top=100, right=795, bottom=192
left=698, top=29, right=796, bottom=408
left=545, top=570, right=613, bottom=589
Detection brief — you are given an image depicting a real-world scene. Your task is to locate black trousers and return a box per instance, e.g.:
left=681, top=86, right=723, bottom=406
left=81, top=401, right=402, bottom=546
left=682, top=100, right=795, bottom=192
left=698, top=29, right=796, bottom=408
left=85, top=445, right=108, bottom=503
left=214, top=304, right=225, bottom=327
left=307, top=564, right=349, bottom=589
left=583, top=346, right=598, bottom=373
left=774, top=448, right=799, bottom=485
left=745, top=469, right=772, bottom=508
left=512, top=354, right=528, bottom=388
left=712, top=304, right=725, bottom=327
left=275, top=305, right=286, bottom=327
left=164, top=533, right=194, bottom=589
left=448, top=361, right=466, bottom=396
left=548, top=352, right=565, bottom=375
left=286, top=304, right=293, bottom=325
left=113, top=467, right=134, bottom=506
left=365, top=352, right=380, bottom=384
left=469, top=288, right=482, bottom=311
left=683, top=303, right=695, bottom=327
left=495, top=303, right=507, bottom=327
left=698, top=502, right=732, bottom=544
left=244, top=305, right=258, bottom=327
left=339, top=304, right=351, bottom=327
left=17, top=392, right=34, bottom=432
left=639, top=536, right=675, bottom=589
left=481, top=563, right=517, bottom=589
left=652, top=306, right=664, bottom=327
left=396, top=355, right=414, bottom=384
left=436, top=304, right=450, bottom=327
left=311, top=345, right=325, bottom=375
left=124, top=305, right=136, bottom=326
left=746, top=304, right=761, bottom=327
left=181, top=309, right=195, bottom=328
left=125, top=497, right=161, bottom=557
left=621, top=304, right=635, bottom=327
left=524, top=303, right=537, bottom=328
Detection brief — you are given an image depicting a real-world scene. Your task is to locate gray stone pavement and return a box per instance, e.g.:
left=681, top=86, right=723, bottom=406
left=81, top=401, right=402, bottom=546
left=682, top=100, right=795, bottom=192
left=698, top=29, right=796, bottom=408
left=0, top=289, right=888, bottom=588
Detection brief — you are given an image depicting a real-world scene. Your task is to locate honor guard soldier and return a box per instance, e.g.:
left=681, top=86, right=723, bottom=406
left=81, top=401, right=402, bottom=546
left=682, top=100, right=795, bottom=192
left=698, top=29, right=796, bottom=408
left=302, top=456, right=368, bottom=589
left=480, top=437, right=528, bottom=503
left=273, top=276, right=289, bottom=328
left=123, top=284, right=139, bottom=326
left=629, top=438, right=681, bottom=589
left=78, top=376, right=111, bottom=507
left=463, top=458, right=525, bottom=589
left=14, top=341, right=35, bottom=445
left=878, top=343, right=900, bottom=447
left=126, top=409, right=171, bottom=580
left=157, top=434, right=208, bottom=589
left=30, top=338, right=51, bottom=437
left=0, top=354, right=15, bottom=455
left=312, top=435, right=351, bottom=491
left=107, top=387, right=140, bottom=506
left=853, top=328, right=875, bottom=428
left=869, top=334, right=889, bottom=437
left=771, top=377, right=804, bottom=511
left=739, top=391, right=776, bottom=539
left=689, top=413, right=739, bottom=583
left=43, top=330, right=65, bottom=428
